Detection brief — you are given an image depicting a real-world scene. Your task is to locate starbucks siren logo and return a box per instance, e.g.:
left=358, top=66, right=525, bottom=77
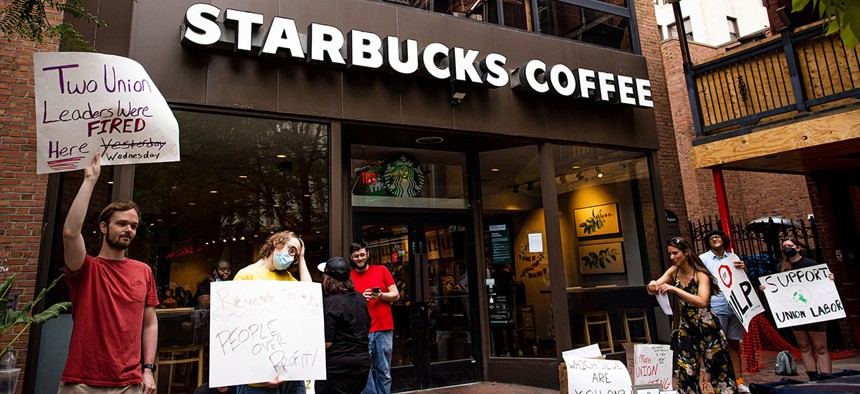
left=382, top=153, right=425, bottom=197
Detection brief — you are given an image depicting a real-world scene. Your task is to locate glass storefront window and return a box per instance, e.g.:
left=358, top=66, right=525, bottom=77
left=351, top=145, right=469, bottom=209
left=480, top=145, right=556, bottom=358
left=537, top=0, right=633, bottom=52
left=552, top=145, right=659, bottom=351
left=132, top=111, right=329, bottom=390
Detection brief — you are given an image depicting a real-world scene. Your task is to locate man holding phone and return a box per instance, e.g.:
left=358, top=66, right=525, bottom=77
left=349, top=242, right=400, bottom=394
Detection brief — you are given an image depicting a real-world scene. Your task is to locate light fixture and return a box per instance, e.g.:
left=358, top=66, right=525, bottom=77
left=303, top=194, right=311, bottom=197
left=210, top=190, right=218, bottom=194
left=188, top=202, right=196, bottom=206
left=239, top=175, right=248, bottom=179
left=572, top=165, right=581, bottom=169
left=449, top=81, right=467, bottom=105
left=512, top=185, right=519, bottom=193
left=240, top=236, right=245, bottom=240
left=170, top=211, right=177, bottom=215
left=596, top=167, right=604, bottom=178
left=107, top=181, right=114, bottom=185
left=273, top=204, right=280, bottom=207
left=416, top=136, right=444, bottom=144
left=277, top=154, right=287, bottom=158
left=527, top=182, right=535, bottom=191
left=490, top=168, right=501, bottom=172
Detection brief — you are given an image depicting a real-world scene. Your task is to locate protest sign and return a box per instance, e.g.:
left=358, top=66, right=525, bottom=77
left=34, top=52, right=179, bottom=174
left=563, top=344, right=602, bottom=359
left=563, top=357, right=632, bottom=394
left=629, top=344, right=673, bottom=390
left=760, top=264, right=845, bottom=329
left=712, top=254, right=764, bottom=331
left=209, top=281, right=326, bottom=387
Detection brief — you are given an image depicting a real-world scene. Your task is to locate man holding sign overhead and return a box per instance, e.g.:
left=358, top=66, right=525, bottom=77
left=59, top=155, right=159, bottom=394
left=699, top=230, right=750, bottom=393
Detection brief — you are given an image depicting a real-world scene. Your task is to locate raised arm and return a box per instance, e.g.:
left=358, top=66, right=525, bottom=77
left=297, top=240, right=311, bottom=282
left=62, top=155, right=101, bottom=272
left=658, top=271, right=712, bottom=308
left=647, top=265, right=678, bottom=295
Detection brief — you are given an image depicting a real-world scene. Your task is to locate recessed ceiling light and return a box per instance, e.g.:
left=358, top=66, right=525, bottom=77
left=277, top=154, right=287, bottom=158
left=156, top=219, right=163, bottom=222
left=572, top=165, right=581, bottom=169
left=415, top=136, right=444, bottom=144
left=239, top=175, right=248, bottom=179
left=273, top=204, right=280, bottom=207
left=303, top=194, right=311, bottom=197
left=490, top=168, right=501, bottom=172
left=170, top=211, right=177, bottom=215
left=107, top=181, right=114, bottom=185
left=188, top=202, right=196, bottom=206
left=210, top=190, right=218, bottom=194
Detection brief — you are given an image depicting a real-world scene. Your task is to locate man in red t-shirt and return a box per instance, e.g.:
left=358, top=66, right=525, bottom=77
left=349, top=242, right=399, bottom=394
left=60, top=155, right=159, bottom=394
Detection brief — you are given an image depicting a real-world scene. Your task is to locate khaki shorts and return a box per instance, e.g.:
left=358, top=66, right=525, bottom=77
left=58, top=383, right=143, bottom=394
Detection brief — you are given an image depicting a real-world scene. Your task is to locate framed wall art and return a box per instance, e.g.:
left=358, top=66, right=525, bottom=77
left=573, top=203, right=620, bottom=238
left=578, top=241, right=625, bottom=275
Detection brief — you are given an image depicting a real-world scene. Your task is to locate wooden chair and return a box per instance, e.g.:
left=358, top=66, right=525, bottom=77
left=155, top=344, right=204, bottom=394
left=515, top=305, right=539, bottom=355
left=583, top=311, right=614, bottom=353
left=620, top=308, right=652, bottom=344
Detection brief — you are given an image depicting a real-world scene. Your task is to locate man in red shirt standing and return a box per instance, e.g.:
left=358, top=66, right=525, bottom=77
left=349, top=242, right=399, bottom=394
left=60, top=155, right=159, bottom=394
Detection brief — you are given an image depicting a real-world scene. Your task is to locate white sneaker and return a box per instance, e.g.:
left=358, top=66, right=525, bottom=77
left=737, top=383, right=751, bottom=393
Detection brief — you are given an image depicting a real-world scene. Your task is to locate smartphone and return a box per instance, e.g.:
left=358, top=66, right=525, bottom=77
left=372, top=287, right=381, bottom=294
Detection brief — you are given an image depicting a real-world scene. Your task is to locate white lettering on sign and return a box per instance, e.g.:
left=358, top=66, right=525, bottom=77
left=180, top=4, right=653, bottom=108
left=761, top=264, right=846, bottom=328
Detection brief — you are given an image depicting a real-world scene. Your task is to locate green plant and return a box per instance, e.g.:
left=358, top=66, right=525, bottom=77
left=579, top=209, right=613, bottom=235
left=581, top=247, right=618, bottom=269
left=794, top=0, right=860, bottom=48
left=0, top=274, right=71, bottom=357
left=0, top=0, right=106, bottom=51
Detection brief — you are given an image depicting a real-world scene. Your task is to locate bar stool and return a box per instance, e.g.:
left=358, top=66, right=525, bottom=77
left=583, top=311, right=614, bottom=353
left=155, top=344, right=204, bottom=394
left=620, top=308, right=652, bottom=344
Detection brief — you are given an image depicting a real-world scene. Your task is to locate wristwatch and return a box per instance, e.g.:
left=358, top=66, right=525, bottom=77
left=142, top=363, right=156, bottom=373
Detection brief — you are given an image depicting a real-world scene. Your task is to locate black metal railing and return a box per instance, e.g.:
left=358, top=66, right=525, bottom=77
left=688, top=215, right=822, bottom=284
left=688, top=24, right=860, bottom=137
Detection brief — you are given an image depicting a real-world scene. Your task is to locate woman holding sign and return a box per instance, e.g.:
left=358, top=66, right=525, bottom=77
left=648, top=237, right=737, bottom=394
left=775, top=237, right=834, bottom=379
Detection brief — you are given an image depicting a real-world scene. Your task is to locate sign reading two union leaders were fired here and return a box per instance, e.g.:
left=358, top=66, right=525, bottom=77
left=209, top=281, right=326, bottom=387
left=760, top=264, right=846, bottom=329
left=34, top=52, right=179, bottom=174
left=713, top=254, right=764, bottom=331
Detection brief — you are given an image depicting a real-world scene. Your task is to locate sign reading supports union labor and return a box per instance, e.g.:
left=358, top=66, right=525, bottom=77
left=209, top=281, right=326, bottom=386
left=33, top=52, right=179, bottom=174
left=713, top=254, right=764, bottom=331
left=760, top=264, right=846, bottom=329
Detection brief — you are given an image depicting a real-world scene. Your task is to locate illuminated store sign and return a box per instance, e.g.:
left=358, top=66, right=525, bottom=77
left=181, top=4, right=653, bottom=108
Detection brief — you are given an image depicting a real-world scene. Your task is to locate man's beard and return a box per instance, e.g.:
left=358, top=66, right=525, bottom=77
left=105, top=230, right=133, bottom=250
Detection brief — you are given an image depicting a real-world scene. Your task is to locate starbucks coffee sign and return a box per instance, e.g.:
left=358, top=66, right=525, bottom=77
left=181, top=4, right=653, bottom=108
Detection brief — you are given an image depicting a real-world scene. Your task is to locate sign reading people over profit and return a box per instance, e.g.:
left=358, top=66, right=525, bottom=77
left=209, top=281, right=326, bottom=386
left=713, top=254, right=764, bottom=331
left=180, top=4, right=653, bottom=109
left=33, top=52, right=179, bottom=174
left=760, top=264, right=846, bottom=329
left=563, top=357, right=633, bottom=394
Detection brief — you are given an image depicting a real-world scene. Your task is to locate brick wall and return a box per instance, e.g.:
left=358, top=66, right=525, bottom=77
left=658, top=37, right=814, bottom=225
left=0, top=0, right=61, bottom=390
left=634, top=0, right=690, bottom=242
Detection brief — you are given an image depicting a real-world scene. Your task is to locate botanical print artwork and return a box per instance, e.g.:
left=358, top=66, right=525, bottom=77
left=573, top=203, right=621, bottom=238
left=579, top=242, right=625, bottom=274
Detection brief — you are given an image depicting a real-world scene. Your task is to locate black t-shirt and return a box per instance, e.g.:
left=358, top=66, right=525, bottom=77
left=323, top=290, right=371, bottom=376
left=790, top=256, right=820, bottom=270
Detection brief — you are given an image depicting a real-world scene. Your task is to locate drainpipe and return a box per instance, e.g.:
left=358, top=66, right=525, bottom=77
left=712, top=169, right=734, bottom=251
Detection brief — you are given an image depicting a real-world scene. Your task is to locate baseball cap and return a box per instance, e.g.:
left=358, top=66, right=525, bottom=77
left=317, top=256, right=350, bottom=281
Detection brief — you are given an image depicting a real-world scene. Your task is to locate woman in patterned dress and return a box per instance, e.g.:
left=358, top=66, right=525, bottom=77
left=648, top=237, right=737, bottom=394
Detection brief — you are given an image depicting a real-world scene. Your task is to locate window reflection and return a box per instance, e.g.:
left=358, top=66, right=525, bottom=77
left=538, top=0, right=633, bottom=52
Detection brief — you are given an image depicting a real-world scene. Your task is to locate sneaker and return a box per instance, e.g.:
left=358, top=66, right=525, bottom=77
left=737, top=383, right=750, bottom=393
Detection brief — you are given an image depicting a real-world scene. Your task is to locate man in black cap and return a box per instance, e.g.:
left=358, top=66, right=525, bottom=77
left=316, top=257, right=371, bottom=394
left=699, top=230, right=749, bottom=392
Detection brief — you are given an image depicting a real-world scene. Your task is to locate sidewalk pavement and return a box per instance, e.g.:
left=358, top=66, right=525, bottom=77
left=399, top=353, right=860, bottom=393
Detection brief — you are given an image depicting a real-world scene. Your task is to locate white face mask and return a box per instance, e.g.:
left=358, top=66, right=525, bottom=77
left=273, top=249, right=295, bottom=270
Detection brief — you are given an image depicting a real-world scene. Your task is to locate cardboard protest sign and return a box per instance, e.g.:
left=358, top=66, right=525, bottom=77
left=34, top=52, right=179, bottom=174
left=712, top=254, right=764, bottom=331
left=629, top=344, right=673, bottom=390
left=209, top=281, right=326, bottom=387
left=563, top=357, right=632, bottom=394
left=760, top=264, right=845, bottom=329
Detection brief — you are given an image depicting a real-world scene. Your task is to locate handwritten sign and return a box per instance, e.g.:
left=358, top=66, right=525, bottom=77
left=33, top=52, right=179, bottom=174
left=712, top=254, right=764, bottom=331
left=564, top=357, right=632, bottom=394
left=760, top=264, right=845, bottom=329
left=209, top=281, right=326, bottom=387
left=630, top=345, right=673, bottom=390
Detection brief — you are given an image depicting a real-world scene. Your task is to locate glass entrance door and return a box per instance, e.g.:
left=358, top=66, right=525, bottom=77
left=354, top=214, right=480, bottom=392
